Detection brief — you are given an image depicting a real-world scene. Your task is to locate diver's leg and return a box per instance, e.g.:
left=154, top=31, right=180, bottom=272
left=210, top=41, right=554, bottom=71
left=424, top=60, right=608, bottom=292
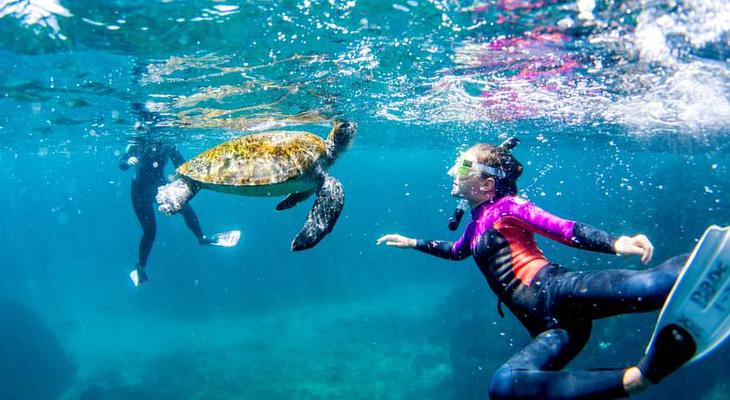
left=550, top=255, right=695, bottom=392
left=131, top=183, right=156, bottom=279
left=552, top=254, right=688, bottom=320
left=179, top=204, right=208, bottom=243
left=488, top=327, right=628, bottom=400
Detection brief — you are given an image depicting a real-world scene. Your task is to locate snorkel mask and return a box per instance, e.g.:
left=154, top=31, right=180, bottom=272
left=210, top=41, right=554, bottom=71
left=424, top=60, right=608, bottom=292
left=451, top=153, right=507, bottom=179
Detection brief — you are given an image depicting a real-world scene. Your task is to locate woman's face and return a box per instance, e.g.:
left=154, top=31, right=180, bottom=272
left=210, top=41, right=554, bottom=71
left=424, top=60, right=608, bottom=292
left=448, top=149, right=484, bottom=199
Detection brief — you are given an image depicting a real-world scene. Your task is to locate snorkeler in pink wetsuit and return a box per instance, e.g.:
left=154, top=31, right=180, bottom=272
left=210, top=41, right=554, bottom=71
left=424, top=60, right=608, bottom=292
left=378, top=138, right=694, bottom=399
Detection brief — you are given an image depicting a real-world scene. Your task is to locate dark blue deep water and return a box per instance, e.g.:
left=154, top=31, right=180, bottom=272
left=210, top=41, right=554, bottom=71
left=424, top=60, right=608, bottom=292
left=1, top=1, right=729, bottom=399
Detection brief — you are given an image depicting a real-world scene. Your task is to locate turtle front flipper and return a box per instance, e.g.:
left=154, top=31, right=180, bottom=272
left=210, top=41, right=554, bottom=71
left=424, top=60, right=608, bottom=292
left=276, top=189, right=316, bottom=211
left=291, top=175, right=344, bottom=251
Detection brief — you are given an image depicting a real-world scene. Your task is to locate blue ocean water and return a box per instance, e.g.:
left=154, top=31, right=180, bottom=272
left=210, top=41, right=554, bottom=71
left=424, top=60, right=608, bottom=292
left=1, top=0, right=729, bottom=399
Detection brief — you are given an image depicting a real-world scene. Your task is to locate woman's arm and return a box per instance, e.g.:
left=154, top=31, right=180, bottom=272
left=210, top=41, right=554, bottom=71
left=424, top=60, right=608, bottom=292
left=505, top=197, right=616, bottom=252
left=508, top=198, right=653, bottom=263
left=119, top=144, right=139, bottom=171
left=377, top=228, right=472, bottom=261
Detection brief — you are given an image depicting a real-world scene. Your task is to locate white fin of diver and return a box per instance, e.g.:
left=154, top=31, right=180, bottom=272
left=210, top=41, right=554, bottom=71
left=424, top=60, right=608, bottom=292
left=209, top=230, right=241, bottom=247
left=130, top=269, right=140, bottom=287
left=647, top=225, right=730, bottom=363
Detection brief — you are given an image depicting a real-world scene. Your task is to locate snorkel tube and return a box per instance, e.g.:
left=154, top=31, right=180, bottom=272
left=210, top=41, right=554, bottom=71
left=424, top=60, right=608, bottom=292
left=447, top=137, right=520, bottom=230
left=499, top=137, right=520, bottom=152
left=448, top=199, right=468, bottom=231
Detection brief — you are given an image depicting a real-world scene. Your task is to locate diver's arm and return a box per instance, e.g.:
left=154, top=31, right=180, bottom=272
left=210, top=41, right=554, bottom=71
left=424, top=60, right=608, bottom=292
left=568, top=223, right=653, bottom=263
left=414, top=239, right=470, bottom=260
left=417, top=223, right=472, bottom=260
left=377, top=231, right=471, bottom=260
left=511, top=198, right=618, bottom=254
left=516, top=199, right=654, bottom=263
left=119, top=144, right=139, bottom=171
left=571, top=222, right=619, bottom=254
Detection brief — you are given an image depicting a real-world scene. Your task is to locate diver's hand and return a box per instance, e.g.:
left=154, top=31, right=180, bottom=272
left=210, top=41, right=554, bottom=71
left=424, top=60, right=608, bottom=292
left=127, top=156, right=139, bottom=166
left=376, top=234, right=417, bottom=249
left=614, top=234, right=654, bottom=264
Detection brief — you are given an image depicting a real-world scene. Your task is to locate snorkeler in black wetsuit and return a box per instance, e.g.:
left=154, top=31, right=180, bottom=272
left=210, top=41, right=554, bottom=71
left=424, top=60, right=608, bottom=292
left=377, top=138, right=696, bottom=399
left=120, top=104, right=217, bottom=285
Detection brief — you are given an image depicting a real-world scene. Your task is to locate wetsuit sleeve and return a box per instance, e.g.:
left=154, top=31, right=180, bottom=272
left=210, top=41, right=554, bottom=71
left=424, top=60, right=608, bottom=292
left=414, top=227, right=472, bottom=260
left=118, top=144, right=138, bottom=171
left=168, top=145, right=187, bottom=168
left=512, top=199, right=618, bottom=254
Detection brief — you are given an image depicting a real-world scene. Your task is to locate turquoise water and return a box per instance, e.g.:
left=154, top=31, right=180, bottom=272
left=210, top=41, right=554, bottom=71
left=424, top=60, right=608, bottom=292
left=1, top=1, right=729, bottom=399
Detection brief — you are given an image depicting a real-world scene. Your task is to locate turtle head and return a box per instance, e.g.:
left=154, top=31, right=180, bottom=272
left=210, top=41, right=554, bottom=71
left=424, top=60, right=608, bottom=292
left=326, top=120, right=357, bottom=159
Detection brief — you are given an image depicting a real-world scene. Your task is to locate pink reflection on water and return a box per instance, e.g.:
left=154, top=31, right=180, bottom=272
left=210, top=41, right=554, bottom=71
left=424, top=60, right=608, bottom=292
left=473, top=29, right=584, bottom=120
left=467, top=0, right=560, bottom=13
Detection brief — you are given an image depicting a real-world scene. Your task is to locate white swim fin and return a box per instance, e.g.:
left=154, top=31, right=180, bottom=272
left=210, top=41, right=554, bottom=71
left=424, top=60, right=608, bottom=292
left=130, top=269, right=140, bottom=287
left=208, top=230, right=241, bottom=247
left=129, top=264, right=148, bottom=287
left=647, top=225, right=730, bottom=363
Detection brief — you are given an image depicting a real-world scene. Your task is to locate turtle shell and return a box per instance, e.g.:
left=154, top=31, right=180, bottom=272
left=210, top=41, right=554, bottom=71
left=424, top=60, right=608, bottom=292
left=178, top=131, right=326, bottom=186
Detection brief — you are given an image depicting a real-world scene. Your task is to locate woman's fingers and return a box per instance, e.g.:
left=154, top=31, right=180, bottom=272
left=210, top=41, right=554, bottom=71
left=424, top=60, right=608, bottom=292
left=636, top=235, right=654, bottom=264
left=377, top=234, right=402, bottom=246
left=376, top=234, right=414, bottom=248
left=627, top=235, right=654, bottom=264
left=376, top=234, right=397, bottom=245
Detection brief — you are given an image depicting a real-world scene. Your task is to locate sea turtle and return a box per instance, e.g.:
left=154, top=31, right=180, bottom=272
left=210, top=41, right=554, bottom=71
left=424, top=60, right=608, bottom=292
left=155, top=121, right=356, bottom=251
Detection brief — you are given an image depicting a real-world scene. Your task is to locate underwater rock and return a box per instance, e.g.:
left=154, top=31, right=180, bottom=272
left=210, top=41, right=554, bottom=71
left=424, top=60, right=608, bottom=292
left=0, top=298, right=75, bottom=400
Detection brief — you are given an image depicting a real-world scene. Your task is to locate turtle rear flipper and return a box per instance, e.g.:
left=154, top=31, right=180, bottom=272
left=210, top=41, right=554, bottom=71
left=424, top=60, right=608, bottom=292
left=291, top=175, right=344, bottom=251
left=276, top=189, right=316, bottom=211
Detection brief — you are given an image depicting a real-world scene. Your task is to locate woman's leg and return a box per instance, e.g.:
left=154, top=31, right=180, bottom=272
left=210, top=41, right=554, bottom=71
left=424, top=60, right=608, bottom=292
left=551, top=254, right=688, bottom=320
left=131, top=182, right=156, bottom=268
left=489, top=326, right=628, bottom=400
left=179, top=204, right=206, bottom=243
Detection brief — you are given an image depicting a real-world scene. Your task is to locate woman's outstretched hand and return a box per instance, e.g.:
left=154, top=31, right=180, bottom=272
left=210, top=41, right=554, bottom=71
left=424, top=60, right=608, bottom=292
left=614, top=234, right=654, bottom=264
left=376, top=234, right=417, bottom=249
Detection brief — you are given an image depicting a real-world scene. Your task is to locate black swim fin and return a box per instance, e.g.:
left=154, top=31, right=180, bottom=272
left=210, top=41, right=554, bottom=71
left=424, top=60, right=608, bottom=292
left=638, top=323, right=696, bottom=384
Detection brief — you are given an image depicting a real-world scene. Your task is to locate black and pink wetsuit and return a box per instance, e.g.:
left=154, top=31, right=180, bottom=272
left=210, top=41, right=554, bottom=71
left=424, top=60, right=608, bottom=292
left=415, top=196, right=685, bottom=400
